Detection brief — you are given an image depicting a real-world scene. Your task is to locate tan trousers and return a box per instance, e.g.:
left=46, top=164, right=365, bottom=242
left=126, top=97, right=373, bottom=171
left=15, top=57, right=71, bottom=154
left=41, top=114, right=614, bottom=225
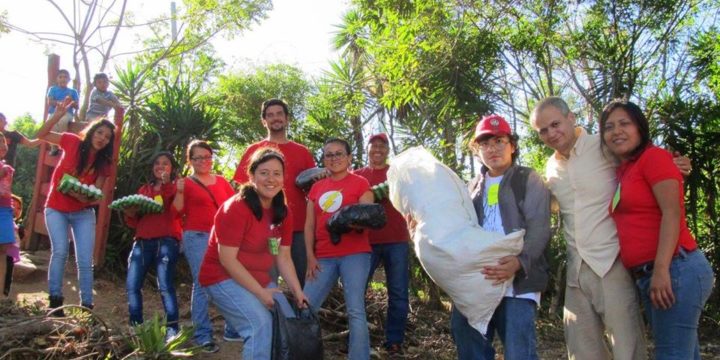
left=563, top=257, right=647, bottom=360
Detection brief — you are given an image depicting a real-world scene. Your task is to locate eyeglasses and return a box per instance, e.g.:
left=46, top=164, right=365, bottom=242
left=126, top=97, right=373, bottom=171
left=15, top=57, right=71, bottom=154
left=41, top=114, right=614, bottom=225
left=476, top=137, right=510, bottom=150
left=323, top=151, right=347, bottom=160
left=191, top=155, right=214, bottom=162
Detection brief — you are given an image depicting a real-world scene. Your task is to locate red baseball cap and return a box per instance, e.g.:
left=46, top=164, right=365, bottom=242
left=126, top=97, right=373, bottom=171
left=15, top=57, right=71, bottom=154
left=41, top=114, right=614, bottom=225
left=368, top=133, right=389, bottom=144
left=473, top=114, right=512, bottom=141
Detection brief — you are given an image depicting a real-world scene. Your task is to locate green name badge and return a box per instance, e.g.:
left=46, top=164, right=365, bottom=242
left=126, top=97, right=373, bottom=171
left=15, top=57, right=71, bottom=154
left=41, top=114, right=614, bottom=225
left=268, top=237, right=280, bottom=256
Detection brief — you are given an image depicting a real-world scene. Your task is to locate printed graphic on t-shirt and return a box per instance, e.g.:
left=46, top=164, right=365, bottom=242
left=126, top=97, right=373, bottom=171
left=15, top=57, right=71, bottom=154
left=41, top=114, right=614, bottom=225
left=319, top=190, right=343, bottom=213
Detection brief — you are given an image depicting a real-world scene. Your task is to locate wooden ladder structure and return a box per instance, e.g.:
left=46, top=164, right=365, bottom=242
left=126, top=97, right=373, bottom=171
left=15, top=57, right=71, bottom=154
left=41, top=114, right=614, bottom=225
left=22, top=54, right=124, bottom=267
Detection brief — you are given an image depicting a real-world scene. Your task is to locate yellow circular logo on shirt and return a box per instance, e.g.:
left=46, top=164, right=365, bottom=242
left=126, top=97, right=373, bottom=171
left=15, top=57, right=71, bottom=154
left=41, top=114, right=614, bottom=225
left=318, top=190, right=343, bottom=213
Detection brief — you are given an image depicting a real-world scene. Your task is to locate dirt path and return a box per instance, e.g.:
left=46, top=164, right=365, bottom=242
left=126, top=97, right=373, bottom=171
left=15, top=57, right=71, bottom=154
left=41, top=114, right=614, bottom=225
left=7, top=250, right=720, bottom=359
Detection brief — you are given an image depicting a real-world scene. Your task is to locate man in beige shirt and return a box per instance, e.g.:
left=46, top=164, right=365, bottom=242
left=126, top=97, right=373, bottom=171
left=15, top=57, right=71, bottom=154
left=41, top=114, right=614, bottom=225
left=531, top=97, right=645, bottom=360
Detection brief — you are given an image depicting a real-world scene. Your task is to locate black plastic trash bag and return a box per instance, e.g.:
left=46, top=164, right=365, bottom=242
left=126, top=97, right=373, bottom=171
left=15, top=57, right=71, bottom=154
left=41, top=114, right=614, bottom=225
left=295, top=167, right=327, bottom=192
left=271, top=299, right=324, bottom=360
left=326, top=203, right=387, bottom=245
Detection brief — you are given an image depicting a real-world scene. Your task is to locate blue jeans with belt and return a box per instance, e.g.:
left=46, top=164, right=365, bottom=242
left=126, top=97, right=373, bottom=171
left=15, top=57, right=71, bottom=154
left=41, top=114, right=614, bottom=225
left=635, top=249, right=714, bottom=360
left=126, top=237, right=180, bottom=331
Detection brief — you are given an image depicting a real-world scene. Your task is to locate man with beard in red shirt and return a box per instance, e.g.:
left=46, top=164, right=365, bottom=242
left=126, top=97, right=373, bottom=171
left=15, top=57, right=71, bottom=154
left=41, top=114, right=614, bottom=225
left=233, top=99, right=316, bottom=288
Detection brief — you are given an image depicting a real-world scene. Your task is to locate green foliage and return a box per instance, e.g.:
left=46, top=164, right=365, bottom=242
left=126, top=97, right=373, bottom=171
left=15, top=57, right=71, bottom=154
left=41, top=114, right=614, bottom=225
left=214, top=64, right=311, bottom=150
left=691, top=28, right=720, bottom=98
left=128, top=314, right=195, bottom=359
left=8, top=114, right=41, bottom=220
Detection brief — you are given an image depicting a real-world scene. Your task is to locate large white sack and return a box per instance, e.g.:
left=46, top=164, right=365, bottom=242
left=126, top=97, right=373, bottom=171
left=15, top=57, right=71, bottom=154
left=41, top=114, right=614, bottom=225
left=387, top=146, right=524, bottom=335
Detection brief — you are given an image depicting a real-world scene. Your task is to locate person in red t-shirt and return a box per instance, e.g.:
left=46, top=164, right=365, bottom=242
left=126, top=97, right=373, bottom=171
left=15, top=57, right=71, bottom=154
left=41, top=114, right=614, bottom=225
left=200, top=147, right=307, bottom=359
left=304, top=138, right=374, bottom=360
left=172, top=139, right=236, bottom=352
left=352, top=133, right=411, bottom=355
left=37, top=98, right=115, bottom=314
left=122, top=151, right=182, bottom=339
left=600, top=99, right=714, bottom=359
left=233, top=99, right=316, bottom=288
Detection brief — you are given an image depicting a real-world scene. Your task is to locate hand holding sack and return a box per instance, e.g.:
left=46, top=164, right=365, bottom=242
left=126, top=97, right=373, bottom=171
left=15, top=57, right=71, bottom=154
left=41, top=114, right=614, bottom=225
left=387, top=147, right=524, bottom=335
left=325, top=203, right=387, bottom=245
left=57, top=174, right=103, bottom=201
left=109, top=194, right=164, bottom=215
left=295, top=167, right=327, bottom=192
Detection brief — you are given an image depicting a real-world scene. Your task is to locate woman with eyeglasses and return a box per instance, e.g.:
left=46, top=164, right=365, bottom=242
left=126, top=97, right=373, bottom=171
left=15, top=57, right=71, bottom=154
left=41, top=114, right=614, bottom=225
left=451, top=114, right=551, bottom=360
left=172, top=139, right=235, bottom=353
left=600, top=99, right=713, bottom=359
left=304, top=138, right=374, bottom=359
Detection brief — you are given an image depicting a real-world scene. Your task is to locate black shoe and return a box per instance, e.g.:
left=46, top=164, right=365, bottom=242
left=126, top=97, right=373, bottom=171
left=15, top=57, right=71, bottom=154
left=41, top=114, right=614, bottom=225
left=48, top=295, right=65, bottom=317
left=200, top=341, right=220, bottom=353
left=386, top=343, right=404, bottom=357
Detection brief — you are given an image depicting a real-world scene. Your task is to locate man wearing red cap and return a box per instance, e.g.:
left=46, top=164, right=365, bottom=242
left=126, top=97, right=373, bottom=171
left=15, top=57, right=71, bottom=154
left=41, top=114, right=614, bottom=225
left=233, top=99, right=316, bottom=290
left=353, top=133, right=410, bottom=356
left=450, top=114, right=551, bottom=360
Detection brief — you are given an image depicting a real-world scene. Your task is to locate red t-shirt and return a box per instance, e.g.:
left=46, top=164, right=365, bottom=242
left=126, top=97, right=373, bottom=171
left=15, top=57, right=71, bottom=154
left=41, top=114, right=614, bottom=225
left=124, top=182, right=182, bottom=241
left=611, top=146, right=697, bottom=268
left=233, top=140, right=316, bottom=232
left=46, top=133, right=110, bottom=212
left=353, top=166, right=410, bottom=245
left=180, top=175, right=235, bottom=232
left=308, top=173, right=371, bottom=258
left=199, top=197, right=293, bottom=287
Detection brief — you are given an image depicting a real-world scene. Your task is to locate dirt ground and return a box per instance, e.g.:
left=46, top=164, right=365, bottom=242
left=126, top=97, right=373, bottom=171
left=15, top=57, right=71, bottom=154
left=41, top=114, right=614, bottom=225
left=5, top=250, right=720, bottom=359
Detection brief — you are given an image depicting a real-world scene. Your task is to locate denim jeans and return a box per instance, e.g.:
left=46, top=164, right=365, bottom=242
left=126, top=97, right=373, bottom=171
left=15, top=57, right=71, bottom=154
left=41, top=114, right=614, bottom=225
left=304, top=253, right=371, bottom=360
left=126, top=237, right=179, bottom=331
left=635, top=250, right=714, bottom=360
left=205, top=279, right=279, bottom=359
left=46, top=207, right=96, bottom=305
left=367, top=242, right=410, bottom=346
left=291, top=231, right=307, bottom=289
left=182, top=230, right=216, bottom=344
left=451, top=297, right=539, bottom=360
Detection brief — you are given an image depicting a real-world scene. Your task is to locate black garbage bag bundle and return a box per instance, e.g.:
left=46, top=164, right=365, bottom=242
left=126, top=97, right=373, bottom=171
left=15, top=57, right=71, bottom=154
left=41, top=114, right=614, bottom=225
left=295, top=167, right=327, bottom=192
left=271, top=299, right=323, bottom=360
left=326, top=203, right=387, bottom=245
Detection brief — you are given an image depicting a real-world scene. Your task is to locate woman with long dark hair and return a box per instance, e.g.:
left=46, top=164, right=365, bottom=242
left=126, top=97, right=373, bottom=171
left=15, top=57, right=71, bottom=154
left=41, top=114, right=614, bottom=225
left=600, top=99, right=714, bottom=359
left=199, top=147, right=307, bottom=359
left=123, top=151, right=182, bottom=339
left=37, top=98, right=116, bottom=313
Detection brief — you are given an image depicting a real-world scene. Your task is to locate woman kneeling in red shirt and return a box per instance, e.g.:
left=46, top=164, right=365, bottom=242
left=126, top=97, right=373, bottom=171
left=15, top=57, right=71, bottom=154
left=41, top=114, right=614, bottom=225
left=199, top=148, right=307, bottom=359
left=600, top=99, right=714, bottom=359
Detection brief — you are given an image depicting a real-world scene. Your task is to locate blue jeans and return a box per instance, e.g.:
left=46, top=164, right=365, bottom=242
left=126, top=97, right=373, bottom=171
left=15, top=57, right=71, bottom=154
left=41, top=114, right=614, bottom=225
left=46, top=207, right=96, bottom=305
left=291, top=231, right=307, bottom=289
left=126, top=237, right=179, bottom=331
left=304, top=253, right=371, bottom=360
left=205, top=279, right=279, bottom=359
left=367, top=242, right=409, bottom=346
left=635, top=250, right=714, bottom=360
left=183, top=230, right=221, bottom=344
left=451, top=297, right=539, bottom=360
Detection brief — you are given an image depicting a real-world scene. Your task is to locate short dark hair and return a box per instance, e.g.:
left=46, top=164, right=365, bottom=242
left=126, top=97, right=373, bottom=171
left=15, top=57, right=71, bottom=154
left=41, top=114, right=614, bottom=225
left=240, top=147, right=288, bottom=226
left=599, top=99, right=651, bottom=160
left=186, top=139, right=213, bottom=162
left=323, top=137, right=352, bottom=156
left=261, top=99, right=289, bottom=119
left=57, top=69, right=70, bottom=77
left=93, top=73, right=109, bottom=83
